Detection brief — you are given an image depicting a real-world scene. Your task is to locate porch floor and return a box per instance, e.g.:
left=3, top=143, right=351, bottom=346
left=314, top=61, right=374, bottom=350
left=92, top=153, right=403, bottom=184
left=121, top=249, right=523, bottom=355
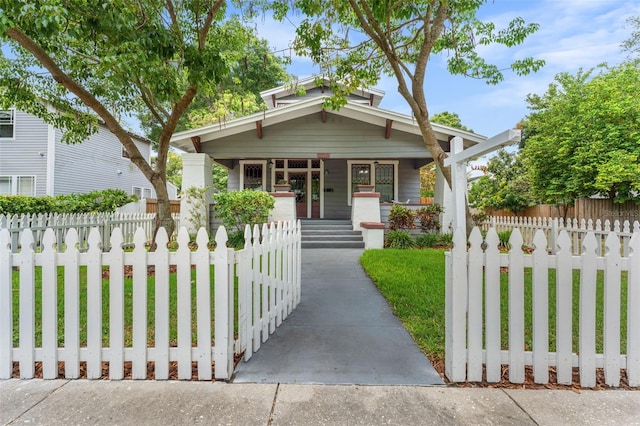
left=232, top=249, right=443, bottom=385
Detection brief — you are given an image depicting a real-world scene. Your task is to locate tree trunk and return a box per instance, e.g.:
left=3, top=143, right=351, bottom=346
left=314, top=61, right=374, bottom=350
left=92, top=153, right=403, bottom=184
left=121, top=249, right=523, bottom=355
left=149, top=174, right=175, bottom=252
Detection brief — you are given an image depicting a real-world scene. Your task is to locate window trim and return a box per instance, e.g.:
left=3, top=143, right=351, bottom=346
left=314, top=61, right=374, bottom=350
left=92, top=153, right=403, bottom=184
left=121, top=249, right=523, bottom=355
left=239, top=160, right=267, bottom=191
left=132, top=186, right=152, bottom=199
left=0, top=109, right=16, bottom=140
left=346, top=160, right=398, bottom=206
left=0, top=175, right=36, bottom=196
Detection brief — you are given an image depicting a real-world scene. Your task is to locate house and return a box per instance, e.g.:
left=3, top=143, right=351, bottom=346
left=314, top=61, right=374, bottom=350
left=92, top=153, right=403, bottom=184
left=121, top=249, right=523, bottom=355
left=0, top=109, right=178, bottom=199
left=170, top=77, right=487, bottom=229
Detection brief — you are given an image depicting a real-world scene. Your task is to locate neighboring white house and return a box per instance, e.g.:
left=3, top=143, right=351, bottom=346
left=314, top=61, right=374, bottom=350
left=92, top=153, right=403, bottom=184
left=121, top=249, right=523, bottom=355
left=170, top=77, right=487, bottom=228
left=0, top=109, right=178, bottom=200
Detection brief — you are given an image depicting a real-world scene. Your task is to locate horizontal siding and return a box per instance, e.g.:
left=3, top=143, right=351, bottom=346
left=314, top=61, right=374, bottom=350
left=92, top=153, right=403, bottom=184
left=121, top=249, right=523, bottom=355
left=0, top=111, right=49, bottom=195
left=397, top=159, right=421, bottom=203
left=200, top=113, right=432, bottom=160
left=54, top=125, right=154, bottom=197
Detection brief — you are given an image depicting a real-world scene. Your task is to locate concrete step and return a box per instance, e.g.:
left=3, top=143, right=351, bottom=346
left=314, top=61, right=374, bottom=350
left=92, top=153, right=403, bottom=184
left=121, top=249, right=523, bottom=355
left=302, top=230, right=362, bottom=236
left=301, top=235, right=364, bottom=242
left=301, top=240, right=365, bottom=249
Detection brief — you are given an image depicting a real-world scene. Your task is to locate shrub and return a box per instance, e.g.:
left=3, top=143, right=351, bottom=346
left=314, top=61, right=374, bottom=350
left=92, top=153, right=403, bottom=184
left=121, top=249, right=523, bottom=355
left=415, top=232, right=440, bottom=248
left=0, top=189, right=136, bottom=215
left=226, top=230, right=247, bottom=249
left=213, top=190, right=275, bottom=235
left=385, top=230, right=416, bottom=249
left=388, top=204, right=415, bottom=231
left=498, top=230, right=512, bottom=249
left=415, top=204, right=443, bottom=233
left=438, top=232, right=454, bottom=248
left=471, top=212, right=489, bottom=226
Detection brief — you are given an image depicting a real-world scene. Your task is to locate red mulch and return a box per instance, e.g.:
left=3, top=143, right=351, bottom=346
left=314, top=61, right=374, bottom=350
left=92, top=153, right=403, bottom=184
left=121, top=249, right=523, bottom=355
left=428, top=355, right=638, bottom=391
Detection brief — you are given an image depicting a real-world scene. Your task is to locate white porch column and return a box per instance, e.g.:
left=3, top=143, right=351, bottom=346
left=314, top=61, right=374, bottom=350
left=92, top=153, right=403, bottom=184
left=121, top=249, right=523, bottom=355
left=181, top=153, right=213, bottom=235
left=434, top=164, right=453, bottom=233
left=352, top=192, right=381, bottom=231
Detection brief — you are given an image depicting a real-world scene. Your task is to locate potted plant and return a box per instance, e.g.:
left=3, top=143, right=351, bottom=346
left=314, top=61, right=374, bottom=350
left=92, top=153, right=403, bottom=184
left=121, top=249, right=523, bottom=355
left=273, top=179, right=291, bottom=192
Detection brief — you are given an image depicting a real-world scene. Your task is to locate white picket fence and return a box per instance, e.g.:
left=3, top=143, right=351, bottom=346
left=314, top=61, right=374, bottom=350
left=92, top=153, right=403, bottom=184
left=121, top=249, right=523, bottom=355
left=0, top=212, right=181, bottom=252
left=445, top=226, right=639, bottom=387
left=0, top=220, right=301, bottom=381
left=484, top=216, right=640, bottom=256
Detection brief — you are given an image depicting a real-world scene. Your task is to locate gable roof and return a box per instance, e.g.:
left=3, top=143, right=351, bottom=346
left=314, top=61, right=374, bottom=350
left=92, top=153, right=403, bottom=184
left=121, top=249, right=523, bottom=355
left=260, top=76, right=385, bottom=109
left=170, top=96, right=486, bottom=153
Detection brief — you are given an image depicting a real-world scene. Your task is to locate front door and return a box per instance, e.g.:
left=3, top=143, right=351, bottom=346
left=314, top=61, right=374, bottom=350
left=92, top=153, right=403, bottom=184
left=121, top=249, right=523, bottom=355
left=289, top=172, right=307, bottom=218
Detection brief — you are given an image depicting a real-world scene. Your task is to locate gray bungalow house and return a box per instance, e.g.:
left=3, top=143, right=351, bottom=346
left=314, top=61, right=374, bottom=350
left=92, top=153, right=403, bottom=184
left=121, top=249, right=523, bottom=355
left=0, top=109, right=178, bottom=200
left=170, top=77, right=486, bottom=229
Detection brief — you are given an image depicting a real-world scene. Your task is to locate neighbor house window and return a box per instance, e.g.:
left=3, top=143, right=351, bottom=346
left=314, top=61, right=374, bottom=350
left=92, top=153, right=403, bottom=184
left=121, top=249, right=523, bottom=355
left=0, top=175, right=35, bottom=195
left=347, top=160, right=398, bottom=204
left=132, top=186, right=152, bottom=199
left=239, top=160, right=266, bottom=190
left=0, top=110, right=15, bottom=138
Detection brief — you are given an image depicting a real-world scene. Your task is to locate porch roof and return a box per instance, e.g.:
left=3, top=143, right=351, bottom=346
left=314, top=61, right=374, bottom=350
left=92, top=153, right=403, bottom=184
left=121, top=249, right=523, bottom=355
left=170, top=96, right=486, bottom=155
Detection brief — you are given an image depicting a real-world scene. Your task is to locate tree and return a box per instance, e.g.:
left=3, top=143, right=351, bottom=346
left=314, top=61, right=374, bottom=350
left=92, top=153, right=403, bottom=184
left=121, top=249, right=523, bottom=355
left=521, top=63, right=640, bottom=207
left=468, top=149, right=534, bottom=213
left=622, top=16, right=640, bottom=58
left=431, top=111, right=473, bottom=132
left=274, top=0, right=544, bottom=232
left=0, top=0, right=241, bottom=247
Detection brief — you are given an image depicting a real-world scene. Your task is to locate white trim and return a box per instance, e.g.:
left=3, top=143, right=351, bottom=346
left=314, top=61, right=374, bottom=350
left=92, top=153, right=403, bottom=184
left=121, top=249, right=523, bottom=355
left=239, top=160, right=267, bottom=191
left=0, top=109, right=16, bottom=140
left=0, top=175, right=36, bottom=196
left=346, top=160, right=399, bottom=206
left=46, top=123, right=56, bottom=196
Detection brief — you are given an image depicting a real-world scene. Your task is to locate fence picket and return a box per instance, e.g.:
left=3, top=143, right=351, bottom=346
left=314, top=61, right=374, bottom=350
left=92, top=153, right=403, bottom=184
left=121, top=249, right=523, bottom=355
left=154, top=228, right=170, bottom=380
left=603, top=232, right=621, bottom=387
left=532, top=230, right=549, bottom=384
left=86, top=229, right=103, bottom=379
left=238, top=225, right=252, bottom=361
left=18, top=230, right=36, bottom=378
left=253, top=224, right=264, bottom=351
left=62, top=229, right=81, bottom=379
left=175, top=228, right=192, bottom=380
left=627, top=231, right=640, bottom=386
left=467, top=228, right=483, bottom=382
left=444, top=228, right=467, bottom=382
left=195, top=227, right=212, bottom=380
left=555, top=231, right=573, bottom=384
left=484, top=229, right=501, bottom=382
left=132, top=228, right=148, bottom=379
left=214, top=226, right=231, bottom=380
left=579, top=232, right=598, bottom=387
left=269, top=224, right=277, bottom=334
left=508, top=229, right=525, bottom=383
left=262, top=224, right=270, bottom=342
left=0, top=229, right=13, bottom=379
left=109, top=229, right=125, bottom=380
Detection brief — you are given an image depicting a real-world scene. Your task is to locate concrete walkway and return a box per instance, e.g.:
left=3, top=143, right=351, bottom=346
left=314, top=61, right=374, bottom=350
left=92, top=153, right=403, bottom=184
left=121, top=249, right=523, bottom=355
left=233, top=249, right=442, bottom=385
left=2, top=380, right=639, bottom=425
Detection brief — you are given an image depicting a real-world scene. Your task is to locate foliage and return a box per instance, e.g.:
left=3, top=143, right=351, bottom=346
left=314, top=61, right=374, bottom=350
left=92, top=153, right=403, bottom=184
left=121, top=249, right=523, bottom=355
left=0, top=0, right=243, bottom=246
left=226, top=230, right=246, bottom=249
left=419, top=164, right=436, bottom=198
left=438, top=232, right=453, bottom=247
left=521, top=63, right=640, bottom=205
left=181, top=186, right=209, bottom=239
left=430, top=111, right=473, bottom=132
left=275, top=0, right=543, bottom=197
left=415, top=233, right=440, bottom=249
left=161, top=152, right=228, bottom=193
left=468, top=149, right=535, bottom=212
left=497, top=230, right=512, bottom=249
left=384, top=230, right=416, bottom=249
left=0, top=189, right=135, bottom=215
left=471, top=212, right=489, bottom=226
left=622, top=16, right=640, bottom=58
left=415, top=204, right=444, bottom=233
left=213, top=190, right=275, bottom=234
left=387, top=204, right=415, bottom=231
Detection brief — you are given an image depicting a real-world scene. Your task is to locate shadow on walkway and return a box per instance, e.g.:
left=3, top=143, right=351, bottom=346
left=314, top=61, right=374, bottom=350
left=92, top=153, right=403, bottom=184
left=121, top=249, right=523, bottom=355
left=233, top=249, right=443, bottom=385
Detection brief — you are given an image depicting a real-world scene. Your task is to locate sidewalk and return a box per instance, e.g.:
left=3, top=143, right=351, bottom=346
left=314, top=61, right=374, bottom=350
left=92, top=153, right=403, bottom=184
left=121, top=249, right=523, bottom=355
left=2, top=379, right=639, bottom=425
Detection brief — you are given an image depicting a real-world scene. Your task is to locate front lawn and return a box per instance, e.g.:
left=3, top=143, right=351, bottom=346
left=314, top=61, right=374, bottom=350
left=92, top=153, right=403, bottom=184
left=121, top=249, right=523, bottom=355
left=360, top=249, right=628, bottom=362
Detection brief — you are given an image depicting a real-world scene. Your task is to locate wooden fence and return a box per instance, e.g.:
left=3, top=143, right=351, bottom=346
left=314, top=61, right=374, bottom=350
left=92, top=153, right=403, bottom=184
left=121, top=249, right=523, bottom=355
left=0, top=212, right=181, bottom=252
left=445, top=227, right=639, bottom=387
left=0, top=221, right=301, bottom=381
left=485, top=216, right=640, bottom=256
left=146, top=198, right=181, bottom=214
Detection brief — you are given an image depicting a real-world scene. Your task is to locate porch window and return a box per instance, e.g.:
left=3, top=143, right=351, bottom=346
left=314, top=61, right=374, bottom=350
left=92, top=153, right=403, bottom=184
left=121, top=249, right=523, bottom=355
left=347, top=160, right=398, bottom=205
left=0, top=110, right=15, bottom=139
left=0, top=175, right=35, bottom=195
left=132, top=186, right=152, bottom=199
left=239, top=160, right=266, bottom=190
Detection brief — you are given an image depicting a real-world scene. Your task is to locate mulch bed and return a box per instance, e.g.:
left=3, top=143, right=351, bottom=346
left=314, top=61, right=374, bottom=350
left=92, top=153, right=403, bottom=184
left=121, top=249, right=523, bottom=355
left=429, top=356, right=639, bottom=391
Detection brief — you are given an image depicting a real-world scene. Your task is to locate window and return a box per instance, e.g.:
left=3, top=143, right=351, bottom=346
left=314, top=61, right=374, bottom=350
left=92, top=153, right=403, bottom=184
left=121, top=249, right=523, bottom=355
left=0, top=176, right=35, bottom=195
left=132, top=186, right=152, bottom=199
left=0, top=110, right=15, bottom=138
left=347, top=160, right=398, bottom=204
left=239, top=160, right=266, bottom=190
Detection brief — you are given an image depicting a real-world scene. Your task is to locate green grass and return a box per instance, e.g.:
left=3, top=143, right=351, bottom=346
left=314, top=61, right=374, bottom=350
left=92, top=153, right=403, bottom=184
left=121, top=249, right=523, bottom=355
left=11, top=265, right=218, bottom=348
left=360, top=249, right=628, bottom=361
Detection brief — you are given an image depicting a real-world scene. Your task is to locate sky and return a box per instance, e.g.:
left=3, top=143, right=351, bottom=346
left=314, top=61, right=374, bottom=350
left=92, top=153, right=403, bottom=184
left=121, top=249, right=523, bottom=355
left=250, top=0, right=639, bottom=139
